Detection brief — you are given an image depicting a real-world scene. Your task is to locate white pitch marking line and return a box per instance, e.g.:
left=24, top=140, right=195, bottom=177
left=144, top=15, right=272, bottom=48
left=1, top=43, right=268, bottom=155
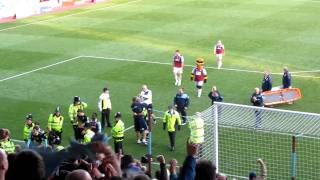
left=124, top=125, right=134, bottom=132
left=290, top=70, right=320, bottom=74
left=0, top=0, right=142, bottom=32
left=82, top=55, right=320, bottom=79
left=1, top=55, right=319, bottom=84
left=0, top=56, right=81, bottom=82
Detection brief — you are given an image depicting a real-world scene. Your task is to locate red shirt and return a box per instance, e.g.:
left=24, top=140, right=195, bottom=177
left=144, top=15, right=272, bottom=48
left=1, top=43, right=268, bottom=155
left=192, top=67, right=207, bottom=81
left=215, top=44, right=224, bottom=54
left=173, top=55, right=184, bottom=68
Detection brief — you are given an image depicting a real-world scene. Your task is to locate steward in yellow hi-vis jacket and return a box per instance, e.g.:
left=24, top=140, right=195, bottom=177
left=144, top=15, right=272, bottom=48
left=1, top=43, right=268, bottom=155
left=189, top=112, right=204, bottom=144
left=98, top=87, right=112, bottom=131
left=68, top=96, right=87, bottom=138
left=23, top=114, right=34, bottom=142
left=0, top=128, right=15, bottom=154
left=163, top=105, right=181, bottom=151
left=82, top=123, right=95, bottom=144
left=48, top=106, right=64, bottom=141
left=111, top=112, right=125, bottom=154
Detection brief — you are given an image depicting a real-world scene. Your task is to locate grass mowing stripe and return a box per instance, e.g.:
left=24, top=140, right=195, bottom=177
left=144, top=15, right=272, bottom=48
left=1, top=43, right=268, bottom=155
left=82, top=55, right=320, bottom=79
left=0, top=0, right=142, bottom=32
left=290, top=70, right=320, bottom=74
left=0, top=56, right=81, bottom=82
left=1, top=55, right=319, bottom=84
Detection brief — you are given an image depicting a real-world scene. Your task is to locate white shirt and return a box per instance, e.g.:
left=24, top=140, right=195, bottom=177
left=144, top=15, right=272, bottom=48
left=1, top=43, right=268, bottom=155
left=140, top=89, right=152, bottom=105
left=98, top=92, right=112, bottom=112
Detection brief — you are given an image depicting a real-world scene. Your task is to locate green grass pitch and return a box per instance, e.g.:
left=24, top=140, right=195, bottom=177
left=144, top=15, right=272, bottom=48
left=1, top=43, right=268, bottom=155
left=0, top=0, right=320, bottom=179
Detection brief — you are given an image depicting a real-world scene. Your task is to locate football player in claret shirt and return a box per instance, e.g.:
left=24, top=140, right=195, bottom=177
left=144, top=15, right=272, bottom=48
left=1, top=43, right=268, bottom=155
left=213, top=40, right=225, bottom=69
left=172, top=49, right=184, bottom=86
left=190, top=58, right=208, bottom=97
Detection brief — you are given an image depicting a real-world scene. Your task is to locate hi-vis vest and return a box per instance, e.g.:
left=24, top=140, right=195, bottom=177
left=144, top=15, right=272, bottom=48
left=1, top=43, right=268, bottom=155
left=0, top=139, right=15, bottom=154
left=163, top=110, right=181, bottom=132
left=23, top=123, right=34, bottom=141
left=83, top=129, right=95, bottom=144
left=112, top=120, right=125, bottom=142
left=68, top=102, right=88, bottom=124
left=189, top=117, right=205, bottom=144
left=48, top=114, right=64, bottom=132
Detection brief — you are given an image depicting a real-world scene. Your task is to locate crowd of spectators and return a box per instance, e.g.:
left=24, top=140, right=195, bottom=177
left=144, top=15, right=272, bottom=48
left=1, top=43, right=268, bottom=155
left=0, top=132, right=267, bottom=180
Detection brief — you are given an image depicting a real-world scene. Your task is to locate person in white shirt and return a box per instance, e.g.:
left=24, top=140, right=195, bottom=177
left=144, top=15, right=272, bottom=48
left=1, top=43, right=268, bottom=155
left=139, top=85, right=153, bottom=110
left=98, top=87, right=112, bottom=130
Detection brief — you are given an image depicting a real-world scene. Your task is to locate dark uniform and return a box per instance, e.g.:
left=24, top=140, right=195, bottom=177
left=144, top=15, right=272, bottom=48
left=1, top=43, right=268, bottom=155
left=75, top=112, right=89, bottom=141
left=262, top=74, right=272, bottom=92
left=131, top=101, right=148, bottom=133
left=208, top=90, right=223, bottom=105
left=251, top=90, right=264, bottom=128
left=174, top=92, right=190, bottom=124
left=282, top=71, right=292, bottom=89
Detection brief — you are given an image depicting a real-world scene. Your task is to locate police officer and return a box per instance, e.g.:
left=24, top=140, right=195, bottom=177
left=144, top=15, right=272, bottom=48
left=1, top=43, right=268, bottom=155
left=131, top=97, right=148, bottom=145
left=48, top=106, right=64, bottom=141
left=0, top=128, right=15, bottom=154
left=251, top=87, right=264, bottom=128
left=98, top=87, right=112, bottom=130
left=163, top=105, right=181, bottom=151
left=68, top=96, right=88, bottom=139
left=174, top=87, right=190, bottom=125
left=262, top=71, right=272, bottom=92
left=23, top=114, right=35, bottom=142
left=82, top=123, right=95, bottom=144
left=111, top=112, right=125, bottom=154
left=189, top=112, right=204, bottom=144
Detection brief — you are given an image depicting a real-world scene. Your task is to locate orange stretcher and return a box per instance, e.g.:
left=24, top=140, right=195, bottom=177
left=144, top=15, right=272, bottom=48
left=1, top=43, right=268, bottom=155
left=262, top=88, right=302, bottom=106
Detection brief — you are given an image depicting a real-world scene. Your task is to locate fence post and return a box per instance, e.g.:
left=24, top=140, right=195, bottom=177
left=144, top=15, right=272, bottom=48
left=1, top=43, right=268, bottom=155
left=291, top=135, right=297, bottom=180
left=213, top=104, right=219, bottom=172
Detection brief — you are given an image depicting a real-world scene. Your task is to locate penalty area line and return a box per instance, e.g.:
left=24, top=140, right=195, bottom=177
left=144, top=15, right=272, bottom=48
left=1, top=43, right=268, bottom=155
left=1, top=55, right=319, bottom=84
left=82, top=55, right=320, bottom=79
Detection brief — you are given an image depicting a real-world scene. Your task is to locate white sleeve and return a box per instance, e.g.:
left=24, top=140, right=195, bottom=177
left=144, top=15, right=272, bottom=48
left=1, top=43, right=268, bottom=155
left=203, top=68, right=208, bottom=75
left=149, top=90, right=152, bottom=103
left=97, top=94, right=102, bottom=112
left=181, top=55, right=184, bottom=63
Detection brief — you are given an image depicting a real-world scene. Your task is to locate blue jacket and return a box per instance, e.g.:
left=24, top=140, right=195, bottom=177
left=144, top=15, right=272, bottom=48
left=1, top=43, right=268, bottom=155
left=179, top=155, right=196, bottom=180
left=174, top=93, right=190, bottom=108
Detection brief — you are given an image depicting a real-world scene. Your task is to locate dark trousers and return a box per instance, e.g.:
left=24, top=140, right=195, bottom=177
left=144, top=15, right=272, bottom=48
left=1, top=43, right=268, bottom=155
left=177, top=107, right=187, bottom=123
left=73, top=125, right=84, bottom=141
left=101, top=108, right=111, bottom=130
left=114, top=141, right=123, bottom=154
left=52, top=130, right=62, bottom=143
left=72, top=125, right=78, bottom=140
left=255, top=110, right=262, bottom=128
left=168, top=131, right=176, bottom=148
